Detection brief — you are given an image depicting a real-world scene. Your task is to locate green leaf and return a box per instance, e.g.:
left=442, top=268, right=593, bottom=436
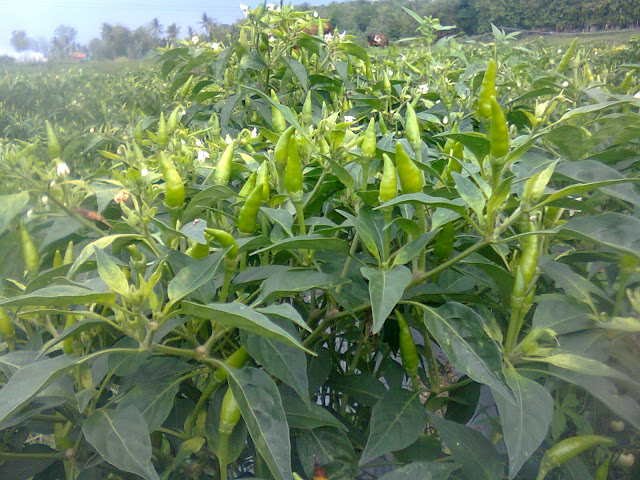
left=205, top=386, right=248, bottom=464
left=538, top=258, right=608, bottom=304
left=260, top=207, right=294, bottom=237
left=378, top=193, right=466, bottom=214
left=252, top=234, right=349, bottom=256
left=493, top=367, right=553, bottom=479
left=295, top=426, right=357, bottom=480
left=452, top=172, right=485, bottom=218
left=255, top=270, right=348, bottom=305
left=167, top=249, right=225, bottom=302
left=244, top=330, right=309, bottom=407
left=0, top=192, right=29, bottom=236
left=83, top=405, right=159, bottom=480
left=39, top=318, right=108, bottom=356
left=539, top=354, right=639, bottom=387
left=329, top=373, right=385, bottom=407
left=255, top=303, right=312, bottom=332
left=339, top=208, right=384, bottom=262
left=359, top=389, right=427, bottom=466
left=281, top=392, right=346, bottom=431
left=243, top=86, right=306, bottom=137
left=94, top=249, right=129, bottom=296
left=119, top=377, right=180, bottom=431
left=392, top=230, right=441, bottom=267
left=428, top=412, right=504, bottom=480
left=227, top=367, right=292, bottom=480
left=532, top=294, right=594, bottom=334
left=285, top=58, right=308, bottom=90
left=0, top=355, right=76, bottom=425
left=182, top=185, right=236, bottom=224
left=183, top=302, right=311, bottom=353
left=556, top=213, right=640, bottom=259
left=377, top=461, right=458, bottom=480
left=361, top=265, right=412, bottom=334
left=0, top=285, right=116, bottom=308
left=67, top=234, right=144, bottom=277
left=419, top=302, right=514, bottom=402
left=435, top=132, right=489, bottom=160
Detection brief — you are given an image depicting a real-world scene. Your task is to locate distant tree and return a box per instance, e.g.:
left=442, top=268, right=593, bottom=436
left=166, top=23, right=180, bottom=46
left=50, top=25, right=77, bottom=59
left=200, top=12, right=218, bottom=40
left=10, top=30, right=32, bottom=52
left=149, top=18, right=164, bottom=39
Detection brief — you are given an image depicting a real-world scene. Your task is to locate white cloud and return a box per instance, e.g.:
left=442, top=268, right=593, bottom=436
left=0, top=48, right=47, bottom=62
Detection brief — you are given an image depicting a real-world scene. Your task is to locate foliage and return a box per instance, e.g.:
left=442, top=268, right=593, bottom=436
left=1, top=5, right=640, bottom=480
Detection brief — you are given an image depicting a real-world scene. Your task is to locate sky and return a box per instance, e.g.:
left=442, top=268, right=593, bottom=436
left=0, top=0, right=328, bottom=55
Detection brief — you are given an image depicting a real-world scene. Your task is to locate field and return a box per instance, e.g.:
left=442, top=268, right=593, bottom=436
left=1, top=5, right=640, bottom=480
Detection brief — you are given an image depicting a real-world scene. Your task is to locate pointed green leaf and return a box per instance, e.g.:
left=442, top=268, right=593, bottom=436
left=532, top=294, right=593, bottom=334
left=94, top=249, right=129, bottom=296
left=168, top=249, right=225, bottom=302
left=252, top=234, right=349, bottom=256
left=0, top=192, right=29, bottom=236
left=452, top=172, right=485, bottom=218
left=378, top=461, right=458, bottom=480
left=255, top=270, right=348, bottom=305
left=361, top=265, right=412, bottom=334
left=0, top=285, right=116, bottom=308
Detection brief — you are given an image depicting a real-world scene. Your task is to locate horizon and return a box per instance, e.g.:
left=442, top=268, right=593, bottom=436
left=0, top=0, right=328, bottom=56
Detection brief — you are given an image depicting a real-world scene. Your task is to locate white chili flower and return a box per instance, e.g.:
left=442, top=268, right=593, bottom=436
left=26, top=209, right=33, bottom=217
left=114, top=190, right=130, bottom=204
left=562, top=81, right=570, bottom=88
left=225, top=134, right=233, bottom=145
left=195, top=138, right=203, bottom=147
left=313, top=11, right=318, bottom=18
left=417, top=84, right=429, bottom=94
left=268, top=34, right=276, bottom=43
left=344, top=115, right=355, bottom=122
left=339, top=31, right=346, bottom=40
left=324, top=32, right=333, bottom=42
left=387, top=69, right=393, bottom=77
left=212, top=42, right=222, bottom=53
left=442, top=116, right=449, bottom=125
left=192, top=36, right=199, bottom=44
left=140, top=168, right=149, bottom=177
left=400, top=55, right=406, bottom=61
left=240, top=4, right=250, bottom=16
left=557, top=49, right=562, bottom=54
left=634, top=91, right=640, bottom=99
left=56, top=162, right=70, bottom=177
left=251, top=127, right=258, bottom=138
left=197, top=150, right=210, bottom=162
left=89, top=127, right=95, bottom=133
left=266, top=3, right=277, bottom=10
left=41, top=195, right=48, bottom=205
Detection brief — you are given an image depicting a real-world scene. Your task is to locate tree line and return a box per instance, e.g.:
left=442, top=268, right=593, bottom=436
left=7, top=0, right=640, bottom=62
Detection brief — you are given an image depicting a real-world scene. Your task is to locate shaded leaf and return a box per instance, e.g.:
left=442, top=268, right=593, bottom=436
left=361, top=265, right=412, bottom=334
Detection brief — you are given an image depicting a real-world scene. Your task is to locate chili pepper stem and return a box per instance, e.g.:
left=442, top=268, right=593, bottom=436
left=218, top=432, right=231, bottom=480
left=505, top=302, right=524, bottom=354
left=415, top=204, right=427, bottom=272
left=218, top=268, right=234, bottom=303
left=383, top=208, right=392, bottom=261
left=185, top=379, right=221, bottom=436
left=335, top=233, right=360, bottom=295
left=422, top=327, right=441, bottom=393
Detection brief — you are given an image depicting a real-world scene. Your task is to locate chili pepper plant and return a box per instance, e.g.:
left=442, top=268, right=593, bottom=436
left=0, top=5, right=639, bottom=480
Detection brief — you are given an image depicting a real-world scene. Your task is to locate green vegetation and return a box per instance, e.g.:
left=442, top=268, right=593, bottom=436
left=1, top=4, right=640, bottom=480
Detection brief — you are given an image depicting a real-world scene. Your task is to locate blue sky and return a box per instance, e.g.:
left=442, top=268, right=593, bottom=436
left=0, top=0, right=328, bottom=54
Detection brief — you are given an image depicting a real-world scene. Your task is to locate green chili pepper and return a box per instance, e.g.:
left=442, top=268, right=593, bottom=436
left=205, top=228, right=239, bottom=260
left=181, top=75, right=193, bottom=98
left=274, top=126, right=295, bottom=167
left=186, top=241, right=209, bottom=259
left=361, top=117, right=377, bottom=158
left=583, top=63, right=595, bottom=84
left=379, top=154, right=397, bottom=203
left=434, top=222, right=455, bottom=262
left=383, top=70, right=392, bottom=94
left=378, top=112, right=388, bottom=135
left=238, top=184, right=262, bottom=234
left=257, top=161, right=270, bottom=201
left=20, top=221, right=39, bottom=279
left=53, top=249, right=63, bottom=269
left=536, top=435, right=615, bottom=480
left=0, top=307, right=15, bottom=345
left=489, top=97, right=510, bottom=161
left=63, top=241, right=74, bottom=265
left=218, top=387, right=243, bottom=480
left=620, top=71, right=634, bottom=93
left=302, top=91, right=313, bottom=125
left=405, top=104, right=421, bottom=148
left=215, top=141, right=234, bottom=186
left=159, top=152, right=185, bottom=208
left=594, top=455, right=612, bottom=480
left=519, top=224, right=539, bottom=288
left=395, top=143, right=423, bottom=194
left=167, top=106, right=180, bottom=134
left=213, top=346, right=250, bottom=383
left=285, top=135, right=303, bottom=195
left=270, top=90, right=287, bottom=133
left=45, top=120, right=61, bottom=159
left=157, top=112, right=169, bottom=149
left=62, top=314, right=77, bottom=355
left=557, top=38, right=577, bottom=74
left=238, top=171, right=257, bottom=198
left=477, top=59, right=497, bottom=119
left=396, top=310, right=420, bottom=390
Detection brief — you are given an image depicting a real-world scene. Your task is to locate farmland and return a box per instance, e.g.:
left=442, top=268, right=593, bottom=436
left=1, top=5, right=640, bottom=480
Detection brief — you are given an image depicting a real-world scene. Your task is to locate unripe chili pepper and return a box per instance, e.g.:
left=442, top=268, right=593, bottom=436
left=167, top=106, right=180, bottom=134
left=213, top=346, right=250, bottom=383
left=159, top=152, right=185, bottom=208
left=134, top=122, right=144, bottom=143
left=157, top=112, right=169, bottom=149
left=215, top=141, right=234, bottom=186
left=594, top=455, right=611, bottom=480
left=477, top=59, right=497, bottom=119
left=238, top=171, right=257, bottom=198
left=405, top=104, right=420, bottom=148
left=62, top=314, right=77, bottom=355
left=237, top=184, right=262, bottom=234
left=205, top=228, right=239, bottom=260
left=20, top=221, right=39, bottom=279
left=270, top=90, right=287, bottom=133
left=519, top=223, right=539, bottom=288
left=45, top=120, right=61, bottom=159
left=361, top=117, right=377, bottom=158
left=53, top=249, right=63, bottom=269
left=536, top=435, right=615, bottom=480
left=257, top=162, right=270, bottom=201
left=383, top=70, right=392, bottom=94
left=302, top=91, right=313, bottom=125
left=274, top=126, right=295, bottom=168
left=378, top=113, right=388, bottom=135
left=434, top=221, right=454, bottom=262
left=379, top=154, right=397, bottom=203
left=186, top=241, right=209, bottom=259
left=489, top=97, right=510, bottom=160
left=621, top=71, right=634, bottom=93
left=0, top=307, right=15, bottom=345
left=395, top=143, right=423, bottom=194
left=218, top=387, right=242, bottom=480
left=583, top=63, right=595, bottom=84
left=285, top=135, right=303, bottom=194
left=396, top=310, right=420, bottom=390
left=133, top=141, right=144, bottom=164
left=181, top=75, right=193, bottom=98
left=557, top=38, right=577, bottom=74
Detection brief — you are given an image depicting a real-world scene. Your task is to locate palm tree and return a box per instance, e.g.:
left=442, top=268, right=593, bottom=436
left=148, top=18, right=164, bottom=40
left=199, top=13, right=218, bottom=41
left=165, top=23, right=180, bottom=47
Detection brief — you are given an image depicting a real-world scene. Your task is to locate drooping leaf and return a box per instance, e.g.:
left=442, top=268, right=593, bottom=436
left=531, top=294, right=593, bottom=334
left=252, top=234, right=349, bottom=256
left=361, top=265, right=412, bottom=334
left=167, top=248, right=225, bottom=302
left=295, top=426, right=357, bottom=480
left=281, top=391, right=346, bottom=431
left=119, top=377, right=180, bottom=431
left=94, top=249, right=129, bottom=296
left=359, top=389, right=427, bottom=466
left=255, top=270, right=348, bottom=305
left=227, top=367, right=292, bottom=480
left=0, top=192, right=29, bottom=236
left=0, top=285, right=116, bottom=308
left=83, top=405, right=159, bottom=480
